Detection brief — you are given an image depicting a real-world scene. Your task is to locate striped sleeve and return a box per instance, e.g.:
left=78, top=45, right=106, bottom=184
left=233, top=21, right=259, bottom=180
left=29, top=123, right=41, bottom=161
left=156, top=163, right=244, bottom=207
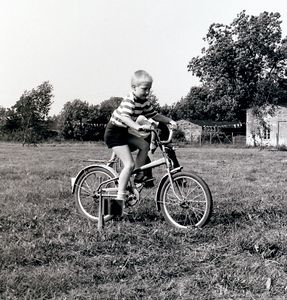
left=110, top=97, right=135, bottom=127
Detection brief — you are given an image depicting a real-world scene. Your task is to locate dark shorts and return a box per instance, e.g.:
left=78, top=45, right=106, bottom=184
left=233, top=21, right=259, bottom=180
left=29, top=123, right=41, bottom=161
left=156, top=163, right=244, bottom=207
left=104, top=122, right=129, bottom=148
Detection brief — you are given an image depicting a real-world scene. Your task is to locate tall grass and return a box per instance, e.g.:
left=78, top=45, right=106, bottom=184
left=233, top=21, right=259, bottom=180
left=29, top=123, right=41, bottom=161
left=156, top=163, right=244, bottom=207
left=1, top=142, right=287, bottom=299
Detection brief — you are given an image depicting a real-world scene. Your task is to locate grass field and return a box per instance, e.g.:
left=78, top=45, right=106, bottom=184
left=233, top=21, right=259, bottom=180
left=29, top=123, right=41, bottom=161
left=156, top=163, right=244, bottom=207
left=1, top=142, right=287, bottom=299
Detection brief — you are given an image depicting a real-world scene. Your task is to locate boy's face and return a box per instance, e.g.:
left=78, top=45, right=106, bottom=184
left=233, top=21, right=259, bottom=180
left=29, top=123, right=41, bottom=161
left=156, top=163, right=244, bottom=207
left=132, top=82, right=152, bottom=100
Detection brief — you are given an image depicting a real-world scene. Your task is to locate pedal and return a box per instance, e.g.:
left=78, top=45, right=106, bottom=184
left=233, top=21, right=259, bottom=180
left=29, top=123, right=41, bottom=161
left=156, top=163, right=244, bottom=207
left=135, top=182, right=144, bottom=189
left=126, top=197, right=138, bottom=207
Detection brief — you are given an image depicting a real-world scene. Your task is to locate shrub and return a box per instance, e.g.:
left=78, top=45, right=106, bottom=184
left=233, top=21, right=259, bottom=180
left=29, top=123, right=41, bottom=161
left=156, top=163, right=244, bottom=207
left=172, top=128, right=186, bottom=142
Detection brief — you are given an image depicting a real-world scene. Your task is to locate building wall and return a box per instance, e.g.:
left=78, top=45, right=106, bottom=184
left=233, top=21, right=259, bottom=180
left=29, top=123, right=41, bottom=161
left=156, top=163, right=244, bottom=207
left=177, top=120, right=202, bottom=143
left=246, top=106, right=287, bottom=146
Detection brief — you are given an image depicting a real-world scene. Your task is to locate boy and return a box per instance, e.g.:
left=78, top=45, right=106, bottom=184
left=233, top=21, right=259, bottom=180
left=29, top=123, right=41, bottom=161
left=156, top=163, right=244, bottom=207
left=104, top=70, right=177, bottom=216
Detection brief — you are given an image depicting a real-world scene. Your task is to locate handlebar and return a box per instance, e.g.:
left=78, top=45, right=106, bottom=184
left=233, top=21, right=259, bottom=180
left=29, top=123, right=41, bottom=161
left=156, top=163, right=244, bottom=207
left=149, top=124, right=174, bottom=145
left=136, top=120, right=175, bottom=144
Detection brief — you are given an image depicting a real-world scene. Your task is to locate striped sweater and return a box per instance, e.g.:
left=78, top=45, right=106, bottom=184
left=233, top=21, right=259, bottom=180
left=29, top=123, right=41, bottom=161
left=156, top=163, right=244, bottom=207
left=110, top=92, right=158, bottom=128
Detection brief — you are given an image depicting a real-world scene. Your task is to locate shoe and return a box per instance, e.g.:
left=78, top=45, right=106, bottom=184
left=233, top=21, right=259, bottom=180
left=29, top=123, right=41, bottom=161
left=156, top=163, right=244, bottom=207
left=134, top=172, right=155, bottom=187
left=134, top=172, right=146, bottom=184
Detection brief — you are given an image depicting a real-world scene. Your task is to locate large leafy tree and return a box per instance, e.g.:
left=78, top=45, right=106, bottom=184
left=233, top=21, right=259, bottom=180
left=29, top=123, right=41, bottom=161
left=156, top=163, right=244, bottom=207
left=7, top=81, right=53, bottom=144
left=187, top=11, right=287, bottom=122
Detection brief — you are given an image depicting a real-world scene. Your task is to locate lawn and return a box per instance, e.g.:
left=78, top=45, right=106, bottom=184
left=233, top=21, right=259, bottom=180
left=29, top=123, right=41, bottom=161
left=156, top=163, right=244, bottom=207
left=1, top=142, right=287, bottom=299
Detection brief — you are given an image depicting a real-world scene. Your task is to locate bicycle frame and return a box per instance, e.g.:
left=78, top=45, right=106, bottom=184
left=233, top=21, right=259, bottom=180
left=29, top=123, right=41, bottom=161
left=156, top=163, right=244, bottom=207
left=94, top=129, right=184, bottom=229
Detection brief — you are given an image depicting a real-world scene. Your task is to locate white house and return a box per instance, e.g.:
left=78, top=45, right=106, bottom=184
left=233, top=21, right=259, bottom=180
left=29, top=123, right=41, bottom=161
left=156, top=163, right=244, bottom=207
left=246, top=105, right=287, bottom=147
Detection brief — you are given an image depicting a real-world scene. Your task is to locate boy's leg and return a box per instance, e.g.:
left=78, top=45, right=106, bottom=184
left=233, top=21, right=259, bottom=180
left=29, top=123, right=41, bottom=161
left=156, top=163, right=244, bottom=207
left=144, top=134, right=153, bottom=179
left=127, top=134, right=150, bottom=183
left=158, top=123, right=180, bottom=168
left=142, top=153, right=155, bottom=188
left=166, top=145, right=180, bottom=168
left=127, top=135, right=150, bottom=169
left=111, top=145, right=135, bottom=215
left=143, top=155, right=153, bottom=178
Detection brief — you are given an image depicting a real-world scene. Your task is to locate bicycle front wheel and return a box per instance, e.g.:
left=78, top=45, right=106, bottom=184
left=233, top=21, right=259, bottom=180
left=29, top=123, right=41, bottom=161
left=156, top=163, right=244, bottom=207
left=159, top=172, right=212, bottom=229
left=74, top=166, right=117, bottom=222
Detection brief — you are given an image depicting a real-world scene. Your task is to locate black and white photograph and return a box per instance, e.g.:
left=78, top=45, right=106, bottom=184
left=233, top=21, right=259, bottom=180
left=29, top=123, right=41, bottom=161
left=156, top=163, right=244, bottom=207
left=1, top=0, right=287, bottom=299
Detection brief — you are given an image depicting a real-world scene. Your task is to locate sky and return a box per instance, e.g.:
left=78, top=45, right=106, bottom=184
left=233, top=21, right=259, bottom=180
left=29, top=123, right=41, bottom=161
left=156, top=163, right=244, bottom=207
left=0, top=0, right=286, bottom=115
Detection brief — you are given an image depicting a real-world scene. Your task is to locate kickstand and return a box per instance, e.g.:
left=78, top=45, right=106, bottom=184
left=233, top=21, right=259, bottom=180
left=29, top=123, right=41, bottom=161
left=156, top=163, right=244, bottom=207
left=98, top=194, right=105, bottom=231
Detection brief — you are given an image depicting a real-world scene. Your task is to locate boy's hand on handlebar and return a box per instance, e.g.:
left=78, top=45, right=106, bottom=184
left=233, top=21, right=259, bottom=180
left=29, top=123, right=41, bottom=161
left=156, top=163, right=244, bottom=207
left=138, top=124, right=153, bottom=131
left=169, top=120, right=178, bottom=130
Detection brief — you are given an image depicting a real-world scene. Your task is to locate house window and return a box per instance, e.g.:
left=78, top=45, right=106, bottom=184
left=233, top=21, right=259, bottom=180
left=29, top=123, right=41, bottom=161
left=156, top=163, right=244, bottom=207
left=263, top=127, right=271, bottom=140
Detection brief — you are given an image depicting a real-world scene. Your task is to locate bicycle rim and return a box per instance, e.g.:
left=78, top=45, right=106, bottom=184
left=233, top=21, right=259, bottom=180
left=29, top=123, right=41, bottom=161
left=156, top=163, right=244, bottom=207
left=160, top=172, right=212, bottom=229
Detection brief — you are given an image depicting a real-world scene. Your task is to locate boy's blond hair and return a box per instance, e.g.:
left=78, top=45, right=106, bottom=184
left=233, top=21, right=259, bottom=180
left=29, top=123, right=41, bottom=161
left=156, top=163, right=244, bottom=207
left=131, top=70, right=153, bottom=87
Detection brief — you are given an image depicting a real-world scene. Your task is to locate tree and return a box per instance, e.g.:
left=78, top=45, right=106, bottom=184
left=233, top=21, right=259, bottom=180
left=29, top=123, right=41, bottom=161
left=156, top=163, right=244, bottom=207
left=159, top=103, right=175, bottom=119
left=172, top=87, right=211, bottom=121
left=59, top=99, right=107, bottom=141
left=0, top=106, right=7, bottom=138
left=1, top=108, right=21, bottom=140
left=58, top=99, right=89, bottom=140
left=148, top=91, right=160, bottom=110
left=0, top=106, right=6, bottom=126
left=84, top=104, right=105, bottom=141
left=9, top=81, right=53, bottom=144
left=99, top=97, right=123, bottom=124
left=187, top=11, right=287, bottom=122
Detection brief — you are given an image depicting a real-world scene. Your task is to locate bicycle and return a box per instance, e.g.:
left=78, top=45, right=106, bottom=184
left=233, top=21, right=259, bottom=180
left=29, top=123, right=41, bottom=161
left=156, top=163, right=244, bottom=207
left=71, top=126, right=213, bottom=230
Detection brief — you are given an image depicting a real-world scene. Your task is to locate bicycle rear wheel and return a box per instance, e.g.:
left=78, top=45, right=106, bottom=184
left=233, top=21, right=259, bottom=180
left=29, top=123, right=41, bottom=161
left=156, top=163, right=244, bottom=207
left=74, top=166, right=117, bottom=222
left=159, top=172, right=212, bottom=229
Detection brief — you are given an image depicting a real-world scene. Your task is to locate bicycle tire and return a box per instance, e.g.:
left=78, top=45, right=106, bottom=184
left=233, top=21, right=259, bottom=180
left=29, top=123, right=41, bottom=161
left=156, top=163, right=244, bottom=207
left=159, top=172, right=212, bottom=229
left=74, top=166, right=117, bottom=222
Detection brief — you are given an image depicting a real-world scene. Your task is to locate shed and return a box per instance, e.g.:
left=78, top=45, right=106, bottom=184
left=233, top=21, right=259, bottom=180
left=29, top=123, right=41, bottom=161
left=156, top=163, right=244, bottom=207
left=177, top=120, right=202, bottom=143
left=177, top=119, right=244, bottom=144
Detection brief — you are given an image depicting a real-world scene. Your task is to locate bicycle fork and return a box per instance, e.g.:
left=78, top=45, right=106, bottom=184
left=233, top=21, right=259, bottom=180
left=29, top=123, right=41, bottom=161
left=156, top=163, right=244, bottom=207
left=155, top=166, right=182, bottom=211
